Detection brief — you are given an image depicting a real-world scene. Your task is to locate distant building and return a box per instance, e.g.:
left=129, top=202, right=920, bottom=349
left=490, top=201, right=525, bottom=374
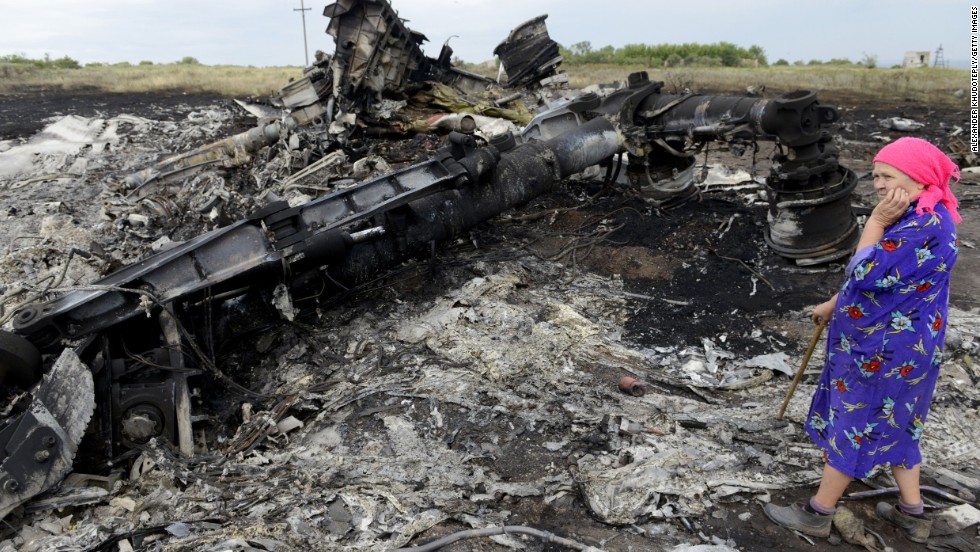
left=903, top=51, right=930, bottom=68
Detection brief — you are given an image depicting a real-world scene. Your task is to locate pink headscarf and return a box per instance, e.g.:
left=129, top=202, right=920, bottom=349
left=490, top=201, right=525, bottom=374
left=872, top=137, right=962, bottom=224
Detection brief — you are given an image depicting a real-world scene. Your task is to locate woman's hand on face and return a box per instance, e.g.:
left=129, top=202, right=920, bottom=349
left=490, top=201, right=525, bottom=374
left=871, top=187, right=911, bottom=227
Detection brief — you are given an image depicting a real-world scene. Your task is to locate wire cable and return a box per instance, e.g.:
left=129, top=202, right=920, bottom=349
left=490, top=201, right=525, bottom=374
left=391, top=525, right=605, bottom=552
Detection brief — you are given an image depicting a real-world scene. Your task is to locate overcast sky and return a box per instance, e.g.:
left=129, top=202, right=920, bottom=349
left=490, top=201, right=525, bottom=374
left=0, top=0, right=971, bottom=69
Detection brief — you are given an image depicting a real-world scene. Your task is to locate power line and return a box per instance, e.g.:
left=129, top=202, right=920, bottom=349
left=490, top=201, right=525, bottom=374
left=294, top=0, right=311, bottom=66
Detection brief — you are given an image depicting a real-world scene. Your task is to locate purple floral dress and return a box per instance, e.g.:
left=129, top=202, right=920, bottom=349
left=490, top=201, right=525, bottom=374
left=805, top=201, right=959, bottom=478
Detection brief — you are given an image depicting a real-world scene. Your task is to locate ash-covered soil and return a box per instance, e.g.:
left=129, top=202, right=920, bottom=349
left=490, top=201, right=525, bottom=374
left=0, top=87, right=231, bottom=141
left=0, top=89, right=978, bottom=552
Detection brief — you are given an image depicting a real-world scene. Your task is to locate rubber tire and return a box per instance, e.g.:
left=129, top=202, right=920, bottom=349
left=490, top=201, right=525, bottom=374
left=0, top=330, right=42, bottom=389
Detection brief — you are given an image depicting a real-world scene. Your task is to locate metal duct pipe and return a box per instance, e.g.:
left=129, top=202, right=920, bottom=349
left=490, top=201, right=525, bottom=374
left=638, top=89, right=837, bottom=147
left=765, top=136, right=859, bottom=265
left=636, top=85, right=856, bottom=264
left=639, top=94, right=771, bottom=140
left=316, top=117, right=620, bottom=288
left=546, top=116, right=620, bottom=178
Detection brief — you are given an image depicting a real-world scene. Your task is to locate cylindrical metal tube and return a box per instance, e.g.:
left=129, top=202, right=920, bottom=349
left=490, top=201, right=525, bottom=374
left=618, top=376, right=645, bottom=397
left=765, top=165, right=859, bottom=264
left=639, top=94, right=769, bottom=139
left=545, top=116, right=620, bottom=178
left=309, top=119, right=619, bottom=287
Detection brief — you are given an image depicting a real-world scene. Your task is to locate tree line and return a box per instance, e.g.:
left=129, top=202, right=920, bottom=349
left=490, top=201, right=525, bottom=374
left=1, top=53, right=81, bottom=69
left=0, top=53, right=202, bottom=69
left=559, top=41, right=768, bottom=68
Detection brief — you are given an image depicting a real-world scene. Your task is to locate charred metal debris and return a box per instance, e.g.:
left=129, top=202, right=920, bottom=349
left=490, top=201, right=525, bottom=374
left=4, top=1, right=976, bottom=550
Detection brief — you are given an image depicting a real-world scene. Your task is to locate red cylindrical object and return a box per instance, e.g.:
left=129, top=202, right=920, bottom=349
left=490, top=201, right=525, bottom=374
left=618, top=376, right=645, bottom=397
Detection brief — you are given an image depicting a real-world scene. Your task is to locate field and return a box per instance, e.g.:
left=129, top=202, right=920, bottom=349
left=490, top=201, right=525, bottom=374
left=0, top=60, right=969, bottom=107
left=563, top=64, right=968, bottom=106
left=0, top=62, right=304, bottom=97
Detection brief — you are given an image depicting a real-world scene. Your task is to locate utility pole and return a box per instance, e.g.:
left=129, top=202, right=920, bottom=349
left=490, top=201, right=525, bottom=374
left=294, top=0, right=311, bottom=67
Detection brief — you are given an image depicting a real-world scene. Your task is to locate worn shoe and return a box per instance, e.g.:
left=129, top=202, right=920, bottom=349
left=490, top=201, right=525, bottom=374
left=876, top=501, right=931, bottom=543
left=763, top=502, right=832, bottom=538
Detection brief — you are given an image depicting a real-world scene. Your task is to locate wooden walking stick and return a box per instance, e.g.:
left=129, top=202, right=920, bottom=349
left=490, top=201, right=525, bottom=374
left=777, top=319, right=827, bottom=420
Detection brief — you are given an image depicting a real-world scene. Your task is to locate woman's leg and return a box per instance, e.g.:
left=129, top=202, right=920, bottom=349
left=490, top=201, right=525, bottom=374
left=813, top=463, right=853, bottom=509
left=892, top=464, right=921, bottom=506
left=763, top=462, right=850, bottom=537
left=877, top=463, right=931, bottom=542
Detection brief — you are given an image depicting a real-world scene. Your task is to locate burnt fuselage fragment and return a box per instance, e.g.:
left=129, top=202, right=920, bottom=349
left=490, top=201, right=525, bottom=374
left=493, top=15, right=565, bottom=88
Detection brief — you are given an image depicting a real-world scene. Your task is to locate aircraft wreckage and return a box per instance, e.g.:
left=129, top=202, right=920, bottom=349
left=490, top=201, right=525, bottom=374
left=1, top=0, right=863, bottom=527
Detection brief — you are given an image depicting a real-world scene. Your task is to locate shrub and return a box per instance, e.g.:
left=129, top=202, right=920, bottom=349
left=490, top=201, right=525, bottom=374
left=52, top=56, right=80, bottom=69
left=718, top=43, right=740, bottom=67
left=0, top=53, right=33, bottom=64
left=178, top=56, right=201, bottom=65
left=557, top=41, right=769, bottom=68
left=774, top=59, right=789, bottom=66
left=1, top=53, right=80, bottom=69
left=139, top=60, right=154, bottom=66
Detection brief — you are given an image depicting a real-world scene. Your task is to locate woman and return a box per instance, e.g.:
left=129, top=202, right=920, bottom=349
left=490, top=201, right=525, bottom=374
left=764, top=137, right=962, bottom=543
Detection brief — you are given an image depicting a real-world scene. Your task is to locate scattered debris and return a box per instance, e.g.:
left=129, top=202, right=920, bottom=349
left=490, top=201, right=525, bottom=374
left=934, top=503, right=980, bottom=532
left=877, top=117, right=925, bottom=132
left=0, top=1, right=977, bottom=551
